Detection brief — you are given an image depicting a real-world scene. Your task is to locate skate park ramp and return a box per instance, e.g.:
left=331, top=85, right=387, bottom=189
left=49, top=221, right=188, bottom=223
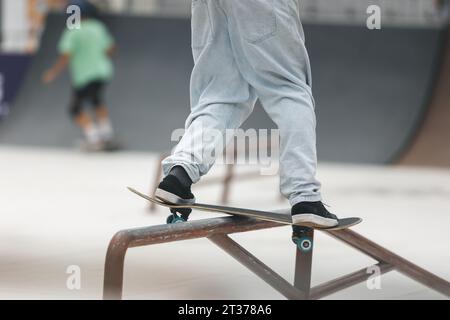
left=0, top=13, right=446, bottom=164
left=399, top=30, right=450, bottom=167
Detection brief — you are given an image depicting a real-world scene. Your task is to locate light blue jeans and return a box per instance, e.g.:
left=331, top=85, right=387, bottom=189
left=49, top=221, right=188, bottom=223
left=162, top=0, right=322, bottom=205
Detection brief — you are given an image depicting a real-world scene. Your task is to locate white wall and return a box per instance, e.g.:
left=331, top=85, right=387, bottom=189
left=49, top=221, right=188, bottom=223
left=1, top=0, right=29, bottom=52
left=102, top=0, right=448, bottom=27
left=301, top=0, right=448, bottom=26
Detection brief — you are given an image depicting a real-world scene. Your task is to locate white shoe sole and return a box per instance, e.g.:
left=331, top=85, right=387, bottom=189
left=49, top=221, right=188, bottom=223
left=154, top=188, right=195, bottom=205
left=292, top=214, right=339, bottom=228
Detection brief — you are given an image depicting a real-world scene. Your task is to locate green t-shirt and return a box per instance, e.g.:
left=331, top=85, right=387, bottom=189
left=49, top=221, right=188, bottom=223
left=59, top=19, right=114, bottom=89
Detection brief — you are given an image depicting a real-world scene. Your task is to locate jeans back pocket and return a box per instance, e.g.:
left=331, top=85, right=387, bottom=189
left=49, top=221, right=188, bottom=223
left=237, top=0, right=277, bottom=44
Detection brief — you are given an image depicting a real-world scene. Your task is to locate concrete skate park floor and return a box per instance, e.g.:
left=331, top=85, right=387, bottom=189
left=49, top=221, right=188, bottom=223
left=0, top=145, right=449, bottom=299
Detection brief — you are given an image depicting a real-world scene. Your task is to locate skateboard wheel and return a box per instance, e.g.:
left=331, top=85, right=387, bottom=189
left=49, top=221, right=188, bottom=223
left=173, top=216, right=186, bottom=223
left=166, top=214, right=185, bottom=224
left=166, top=215, right=175, bottom=224
left=296, top=236, right=313, bottom=252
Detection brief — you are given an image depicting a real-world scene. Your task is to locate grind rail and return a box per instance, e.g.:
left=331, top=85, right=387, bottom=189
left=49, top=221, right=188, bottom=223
left=103, top=216, right=450, bottom=299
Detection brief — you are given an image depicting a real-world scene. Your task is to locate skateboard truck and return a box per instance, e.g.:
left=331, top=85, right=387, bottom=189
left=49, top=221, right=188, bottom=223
left=292, top=226, right=313, bottom=252
left=166, top=208, right=192, bottom=224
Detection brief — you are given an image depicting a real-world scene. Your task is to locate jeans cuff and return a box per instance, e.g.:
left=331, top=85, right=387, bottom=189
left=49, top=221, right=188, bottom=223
left=290, top=194, right=322, bottom=206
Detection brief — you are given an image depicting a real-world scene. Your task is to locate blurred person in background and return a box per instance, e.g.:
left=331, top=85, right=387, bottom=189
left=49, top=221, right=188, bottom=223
left=42, top=0, right=117, bottom=151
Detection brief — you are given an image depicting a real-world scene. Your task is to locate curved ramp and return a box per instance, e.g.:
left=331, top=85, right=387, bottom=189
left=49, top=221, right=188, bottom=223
left=0, top=14, right=445, bottom=164
left=399, top=30, right=450, bottom=167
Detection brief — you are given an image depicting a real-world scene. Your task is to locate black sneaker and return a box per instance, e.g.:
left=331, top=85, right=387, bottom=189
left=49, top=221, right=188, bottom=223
left=291, top=201, right=339, bottom=228
left=155, top=174, right=196, bottom=205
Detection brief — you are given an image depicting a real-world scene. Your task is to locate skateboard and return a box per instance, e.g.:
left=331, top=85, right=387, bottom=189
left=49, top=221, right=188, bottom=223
left=128, top=187, right=361, bottom=229
left=101, top=140, right=122, bottom=152
left=128, top=187, right=361, bottom=252
left=78, top=139, right=121, bottom=152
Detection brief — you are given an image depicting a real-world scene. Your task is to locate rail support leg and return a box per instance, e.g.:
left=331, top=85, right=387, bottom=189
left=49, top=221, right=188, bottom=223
left=328, top=229, right=450, bottom=298
left=221, top=164, right=234, bottom=204
left=310, top=262, right=394, bottom=299
left=209, top=234, right=305, bottom=300
left=294, top=227, right=314, bottom=299
left=103, top=231, right=132, bottom=300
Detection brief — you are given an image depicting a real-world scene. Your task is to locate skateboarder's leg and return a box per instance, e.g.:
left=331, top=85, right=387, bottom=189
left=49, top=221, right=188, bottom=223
left=161, top=0, right=257, bottom=187
left=70, top=88, right=101, bottom=146
left=95, top=106, right=114, bottom=141
left=227, top=0, right=319, bottom=204
left=89, top=81, right=115, bottom=143
left=226, top=0, right=338, bottom=227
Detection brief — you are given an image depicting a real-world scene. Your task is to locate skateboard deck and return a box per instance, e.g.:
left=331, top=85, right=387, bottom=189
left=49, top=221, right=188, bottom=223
left=128, top=187, right=362, bottom=231
left=78, top=139, right=121, bottom=152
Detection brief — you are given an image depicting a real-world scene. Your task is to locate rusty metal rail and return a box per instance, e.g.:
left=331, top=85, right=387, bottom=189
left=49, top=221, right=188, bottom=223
left=103, top=216, right=450, bottom=300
